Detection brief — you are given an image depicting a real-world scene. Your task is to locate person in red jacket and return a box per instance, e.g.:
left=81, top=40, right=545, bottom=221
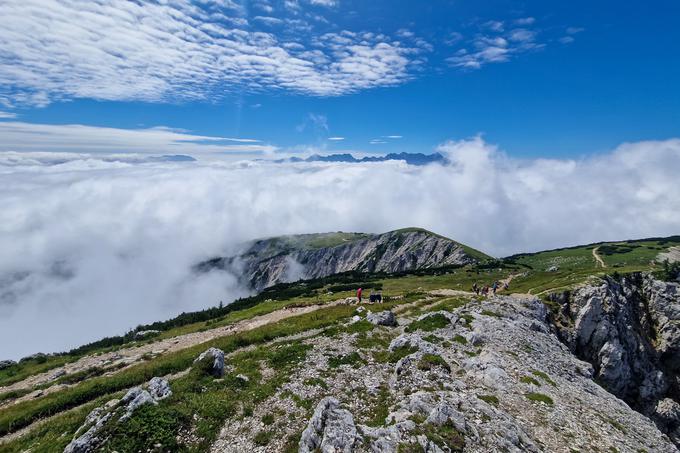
left=357, top=287, right=362, bottom=303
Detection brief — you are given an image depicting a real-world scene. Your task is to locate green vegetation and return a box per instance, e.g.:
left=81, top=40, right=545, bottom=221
left=520, top=376, right=541, bottom=386
left=405, top=313, right=450, bottom=333
left=525, top=392, right=554, bottom=406
left=477, top=394, right=499, bottom=406
left=453, top=335, right=468, bottom=345
left=418, top=419, right=465, bottom=452
left=417, top=353, right=451, bottom=372
left=658, top=259, right=680, bottom=282
left=0, top=305, right=355, bottom=439
left=328, top=352, right=365, bottom=369
left=303, top=377, right=328, bottom=389
left=481, top=309, right=501, bottom=318
left=254, top=429, right=275, bottom=446
left=531, top=370, right=557, bottom=387
left=363, top=385, right=392, bottom=427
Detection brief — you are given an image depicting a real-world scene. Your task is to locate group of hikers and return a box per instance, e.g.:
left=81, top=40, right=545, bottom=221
left=356, top=287, right=382, bottom=304
left=472, top=280, right=508, bottom=296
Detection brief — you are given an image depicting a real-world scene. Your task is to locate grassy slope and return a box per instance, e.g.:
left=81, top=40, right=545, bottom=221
left=2, top=234, right=679, bottom=451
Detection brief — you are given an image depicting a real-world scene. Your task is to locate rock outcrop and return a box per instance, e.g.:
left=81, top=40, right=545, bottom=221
left=197, top=229, right=487, bottom=290
left=194, top=347, right=225, bottom=377
left=366, top=310, right=398, bottom=327
left=299, top=397, right=360, bottom=453
left=553, top=273, right=680, bottom=445
left=210, top=292, right=677, bottom=452
left=64, top=377, right=171, bottom=453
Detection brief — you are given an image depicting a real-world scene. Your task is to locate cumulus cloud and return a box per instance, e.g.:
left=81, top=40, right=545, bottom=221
left=1, top=137, right=680, bottom=358
left=0, top=121, right=272, bottom=155
left=0, top=0, right=425, bottom=106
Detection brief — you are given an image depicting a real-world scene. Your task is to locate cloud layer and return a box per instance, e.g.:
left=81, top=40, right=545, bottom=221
left=0, top=0, right=424, bottom=106
left=0, top=121, right=272, bottom=155
left=1, top=137, right=679, bottom=358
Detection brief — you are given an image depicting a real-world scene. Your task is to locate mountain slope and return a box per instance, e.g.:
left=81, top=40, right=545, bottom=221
left=199, top=228, right=491, bottom=290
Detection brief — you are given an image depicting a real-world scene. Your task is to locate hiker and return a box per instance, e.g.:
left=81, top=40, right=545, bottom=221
left=482, top=286, right=489, bottom=296
left=503, top=281, right=509, bottom=291
left=472, top=282, right=479, bottom=295
left=492, top=281, right=498, bottom=295
left=357, top=287, right=362, bottom=304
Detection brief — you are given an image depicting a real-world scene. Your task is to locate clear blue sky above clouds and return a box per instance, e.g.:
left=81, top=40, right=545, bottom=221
left=1, top=0, right=678, bottom=157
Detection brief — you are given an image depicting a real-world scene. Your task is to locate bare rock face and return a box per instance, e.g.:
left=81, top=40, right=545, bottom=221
left=198, top=230, right=485, bottom=290
left=298, top=397, right=360, bottom=453
left=194, top=347, right=225, bottom=377
left=556, top=273, right=680, bottom=445
left=367, top=310, right=398, bottom=327
left=63, top=377, right=171, bottom=453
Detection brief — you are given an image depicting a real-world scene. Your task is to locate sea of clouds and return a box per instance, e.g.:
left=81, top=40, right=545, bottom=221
left=1, top=137, right=680, bottom=359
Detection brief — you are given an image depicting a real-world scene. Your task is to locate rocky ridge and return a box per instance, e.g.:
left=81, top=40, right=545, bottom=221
left=211, top=288, right=678, bottom=452
left=550, top=273, right=680, bottom=445
left=199, top=229, right=488, bottom=290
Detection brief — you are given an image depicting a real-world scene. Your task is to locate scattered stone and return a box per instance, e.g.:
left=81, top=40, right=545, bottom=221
left=134, top=330, right=160, bottom=339
left=194, top=347, right=225, bottom=377
left=299, top=397, right=360, bottom=453
left=546, top=265, right=559, bottom=272
left=236, top=374, right=250, bottom=383
left=367, top=310, right=398, bottom=327
left=148, top=377, right=172, bottom=400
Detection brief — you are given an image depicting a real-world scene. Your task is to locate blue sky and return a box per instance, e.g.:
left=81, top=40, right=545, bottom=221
left=1, top=0, right=679, bottom=158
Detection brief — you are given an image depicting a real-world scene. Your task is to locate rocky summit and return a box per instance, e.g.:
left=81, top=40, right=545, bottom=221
left=197, top=228, right=490, bottom=290
left=2, top=233, right=680, bottom=452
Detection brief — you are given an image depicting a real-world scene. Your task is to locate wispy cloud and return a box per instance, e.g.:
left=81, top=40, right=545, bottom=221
left=447, top=18, right=547, bottom=69
left=560, top=26, right=585, bottom=44
left=383, top=135, right=403, bottom=139
left=0, top=122, right=273, bottom=155
left=0, top=111, right=17, bottom=119
left=0, top=1, right=426, bottom=106
left=328, top=137, right=344, bottom=141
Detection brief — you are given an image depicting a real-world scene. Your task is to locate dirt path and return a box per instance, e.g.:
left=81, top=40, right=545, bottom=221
left=593, top=246, right=607, bottom=268
left=0, top=301, right=346, bottom=402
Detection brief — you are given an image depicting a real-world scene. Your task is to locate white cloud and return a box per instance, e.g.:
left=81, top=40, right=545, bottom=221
left=0, top=0, right=425, bottom=106
left=0, top=111, right=17, bottom=119
left=370, top=139, right=387, bottom=144
left=328, top=137, right=344, bottom=141
left=566, top=27, right=585, bottom=35
left=308, top=0, right=338, bottom=6
left=2, top=137, right=680, bottom=359
left=0, top=121, right=273, bottom=155
left=448, top=19, right=544, bottom=69
left=383, top=135, right=403, bottom=139
left=515, top=17, right=535, bottom=26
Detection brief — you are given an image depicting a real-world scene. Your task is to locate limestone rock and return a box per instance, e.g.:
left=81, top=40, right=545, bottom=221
left=194, top=347, right=225, bottom=377
left=148, top=377, right=172, bottom=400
left=299, top=397, right=360, bottom=453
left=367, top=310, right=397, bottom=327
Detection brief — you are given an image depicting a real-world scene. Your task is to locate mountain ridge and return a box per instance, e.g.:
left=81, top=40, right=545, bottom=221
left=197, top=228, right=491, bottom=290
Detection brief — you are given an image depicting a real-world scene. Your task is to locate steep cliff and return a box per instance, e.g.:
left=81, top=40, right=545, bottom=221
left=550, top=273, right=680, bottom=445
left=198, top=228, right=490, bottom=290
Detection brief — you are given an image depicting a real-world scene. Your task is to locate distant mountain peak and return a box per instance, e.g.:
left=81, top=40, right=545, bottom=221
left=275, top=152, right=446, bottom=166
